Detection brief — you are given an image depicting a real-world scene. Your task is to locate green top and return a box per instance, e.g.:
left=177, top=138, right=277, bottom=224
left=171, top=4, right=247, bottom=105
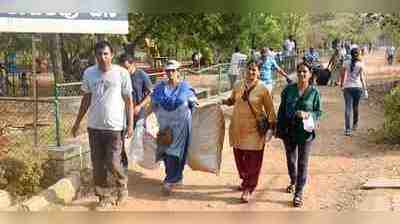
left=276, top=83, right=322, bottom=144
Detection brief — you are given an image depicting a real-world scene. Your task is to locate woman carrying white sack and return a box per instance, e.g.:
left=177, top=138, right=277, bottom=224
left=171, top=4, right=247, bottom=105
left=151, top=60, right=198, bottom=196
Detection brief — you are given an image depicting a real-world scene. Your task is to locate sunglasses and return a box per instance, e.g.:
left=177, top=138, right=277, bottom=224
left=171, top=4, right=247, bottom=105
left=166, top=69, right=177, bottom=73
left=297, top=69, right=309, bottom=73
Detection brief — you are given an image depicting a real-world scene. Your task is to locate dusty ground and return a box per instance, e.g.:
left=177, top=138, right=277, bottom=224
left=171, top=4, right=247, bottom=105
left=57, top=50, right=400, bottom=211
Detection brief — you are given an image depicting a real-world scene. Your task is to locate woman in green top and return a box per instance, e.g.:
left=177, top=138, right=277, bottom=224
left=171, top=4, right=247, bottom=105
left=276, top=62, right=322, bottom=207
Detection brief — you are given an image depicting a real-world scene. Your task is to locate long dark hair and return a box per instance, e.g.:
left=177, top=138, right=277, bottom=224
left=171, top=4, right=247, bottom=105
left=350, top=48, right=360, bottom=73
left=297, top=62, right=315, bottom=86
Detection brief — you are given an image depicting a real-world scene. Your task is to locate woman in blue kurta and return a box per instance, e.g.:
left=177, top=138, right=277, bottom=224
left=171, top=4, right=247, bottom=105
left=151, top=60, right=197, bottom=195
left=276, top=62, right=322, bottom=208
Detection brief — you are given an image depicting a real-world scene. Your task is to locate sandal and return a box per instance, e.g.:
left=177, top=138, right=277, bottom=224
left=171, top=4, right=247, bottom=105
left=286, top=184, right=295, bottom=194
left=293, top=196, right=303, bottom=208
left=241, top=190, right=252, bottom=203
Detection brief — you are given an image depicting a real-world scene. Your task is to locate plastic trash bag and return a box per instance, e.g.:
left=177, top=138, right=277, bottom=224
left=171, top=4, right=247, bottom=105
left=187, top=103, right=225, bottom=175
left=138, top=132, right=161, bottom=170
left=127, top=119, right=145, bottom=163
left=126, top=116, right=160, bottom=170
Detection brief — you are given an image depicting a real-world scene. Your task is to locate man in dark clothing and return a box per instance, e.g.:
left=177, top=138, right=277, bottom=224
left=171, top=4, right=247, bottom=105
left=118, top=54, right=153, bottom=170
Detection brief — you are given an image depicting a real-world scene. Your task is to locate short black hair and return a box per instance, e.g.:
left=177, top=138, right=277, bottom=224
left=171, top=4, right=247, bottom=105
left=95, top=41, right=114, bottom=54
left=118, top=53, right=134, bottom=65
left=234, top=46, right=240, bottom=52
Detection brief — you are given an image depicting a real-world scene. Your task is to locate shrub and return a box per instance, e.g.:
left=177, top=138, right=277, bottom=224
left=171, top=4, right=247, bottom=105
left=0, top=146, right=57, bottom=197
left=383, top=85, right=400, bottom=144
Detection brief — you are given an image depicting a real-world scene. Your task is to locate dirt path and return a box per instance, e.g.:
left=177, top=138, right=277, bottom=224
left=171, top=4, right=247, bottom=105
left=58, top=50, right=400, bottom=211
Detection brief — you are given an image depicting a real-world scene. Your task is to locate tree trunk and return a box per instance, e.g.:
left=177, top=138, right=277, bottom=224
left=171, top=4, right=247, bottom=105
left=49, top=34, right=64, bottom=83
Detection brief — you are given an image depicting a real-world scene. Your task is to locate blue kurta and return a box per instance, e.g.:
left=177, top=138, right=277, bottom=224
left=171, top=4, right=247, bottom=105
left=151, top=80, right=197, bottom=160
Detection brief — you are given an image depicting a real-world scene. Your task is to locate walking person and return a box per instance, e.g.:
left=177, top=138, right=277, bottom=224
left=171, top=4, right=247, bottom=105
left=340, top=47, right=368, bottom=136
left=151, top=60, right=198, bottom=195
left=71, top=41, right=134, bottom=209
left=257, top=47, right=290, bottom=94
left=0, top=65, right=6, bottom=96
left=229, top=46, right=247, bottom=89
left=283, top=35, right=296, bottom=72
left=327, top=49, right=343, bottom=86
left=276, top=62, right=322, bottom=207
left=386, top=45, right=396, bottom=65
left=118, top=54, right=153, bottom=171
left=221, top=61, right=277, bottom=203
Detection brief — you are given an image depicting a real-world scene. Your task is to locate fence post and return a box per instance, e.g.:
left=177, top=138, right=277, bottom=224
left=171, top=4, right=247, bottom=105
left=54, top=84, right=61, bottom=147
left=32, top=35, right=38, bottom=147
left=217, top=66, right=222, bottom=96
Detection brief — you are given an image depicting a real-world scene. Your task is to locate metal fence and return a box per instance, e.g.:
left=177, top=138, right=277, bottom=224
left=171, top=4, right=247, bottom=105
left=0, top=97, right=58, bottom=150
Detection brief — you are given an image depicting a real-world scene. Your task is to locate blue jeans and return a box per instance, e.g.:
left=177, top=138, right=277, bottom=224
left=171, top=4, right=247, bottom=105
left=283, top=138, right=313, bottom=198
left=343, top=87, right=363, bottom=131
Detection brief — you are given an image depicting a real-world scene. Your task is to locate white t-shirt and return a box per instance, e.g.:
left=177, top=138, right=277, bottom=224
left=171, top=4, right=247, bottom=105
left=229, top=52, right=247, bottom=76
left=387, top=46, right=395, bottom=56
left=81, top=64, right=132, bottom=131
left=284, top=39, right=295, bottom=56
left=343, top=61, right=364, bottom=89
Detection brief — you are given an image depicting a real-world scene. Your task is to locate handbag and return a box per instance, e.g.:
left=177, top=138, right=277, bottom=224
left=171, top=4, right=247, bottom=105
left=156, top=127, right=173, bottom=146
left=243, top=85, right=270, bottom=137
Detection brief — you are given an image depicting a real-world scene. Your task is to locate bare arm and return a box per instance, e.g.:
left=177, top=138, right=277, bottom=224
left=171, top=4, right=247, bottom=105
left=134, top=94, right=151, bottom=115
left=71, top=93, right=91, bottom=137
left=277, top=66, right=289, bottom=79
left=360, top=68, right=368, bottom=90
left=339, top=67, right=346, bottom=88
left=123, top=94, right=134, bottom=138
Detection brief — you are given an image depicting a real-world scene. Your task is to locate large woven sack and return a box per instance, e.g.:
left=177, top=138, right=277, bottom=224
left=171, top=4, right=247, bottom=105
left=187, top=103, right=225, bottom=175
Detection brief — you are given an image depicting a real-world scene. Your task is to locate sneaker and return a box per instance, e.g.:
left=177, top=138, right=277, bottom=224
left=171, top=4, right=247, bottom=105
left=293, top=196, right=303, bottom=208
left=115, top=188, right=129, bottom=206
left=344, top=130, right=352, bottom=136
left=95, top=196, right=114, bottom=211
left=162, top=183, right=173, bottom=196
left=352, top=124, right=358, bottom=131
left=240, top=190, right=253, bottom=203
left=172, top=180, right=184, bottom=188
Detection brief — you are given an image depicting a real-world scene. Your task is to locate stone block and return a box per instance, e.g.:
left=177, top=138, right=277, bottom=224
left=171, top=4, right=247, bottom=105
left=21, top=172, right=81, bottom=211
left=0, top=190, right=12, bottom=209
left=47, top=144, right=91, bottom=179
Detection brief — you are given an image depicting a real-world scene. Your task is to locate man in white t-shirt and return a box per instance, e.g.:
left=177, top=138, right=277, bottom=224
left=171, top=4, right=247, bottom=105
left=283, top=35, right=296, bottom=72
left=229, top=46, right=247, bottom=89
left=72, top=41, right=133, bottom=209
left=386, top=46, right=396, bottom=65
left=284, top=35, right=296, bottom=56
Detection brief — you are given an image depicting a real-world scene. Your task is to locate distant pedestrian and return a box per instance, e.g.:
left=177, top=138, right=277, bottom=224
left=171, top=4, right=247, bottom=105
left=339, top=47, right=368, bottom=136
left=229, top=46, right=247, bottom=89
left=258, top=47, right=290, bottom=93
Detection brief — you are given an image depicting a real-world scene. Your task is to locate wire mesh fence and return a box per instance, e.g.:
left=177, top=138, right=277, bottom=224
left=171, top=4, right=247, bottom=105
left=0, top=98, right=58, bottom=152
left=54, top=83, right=87, bottom=146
